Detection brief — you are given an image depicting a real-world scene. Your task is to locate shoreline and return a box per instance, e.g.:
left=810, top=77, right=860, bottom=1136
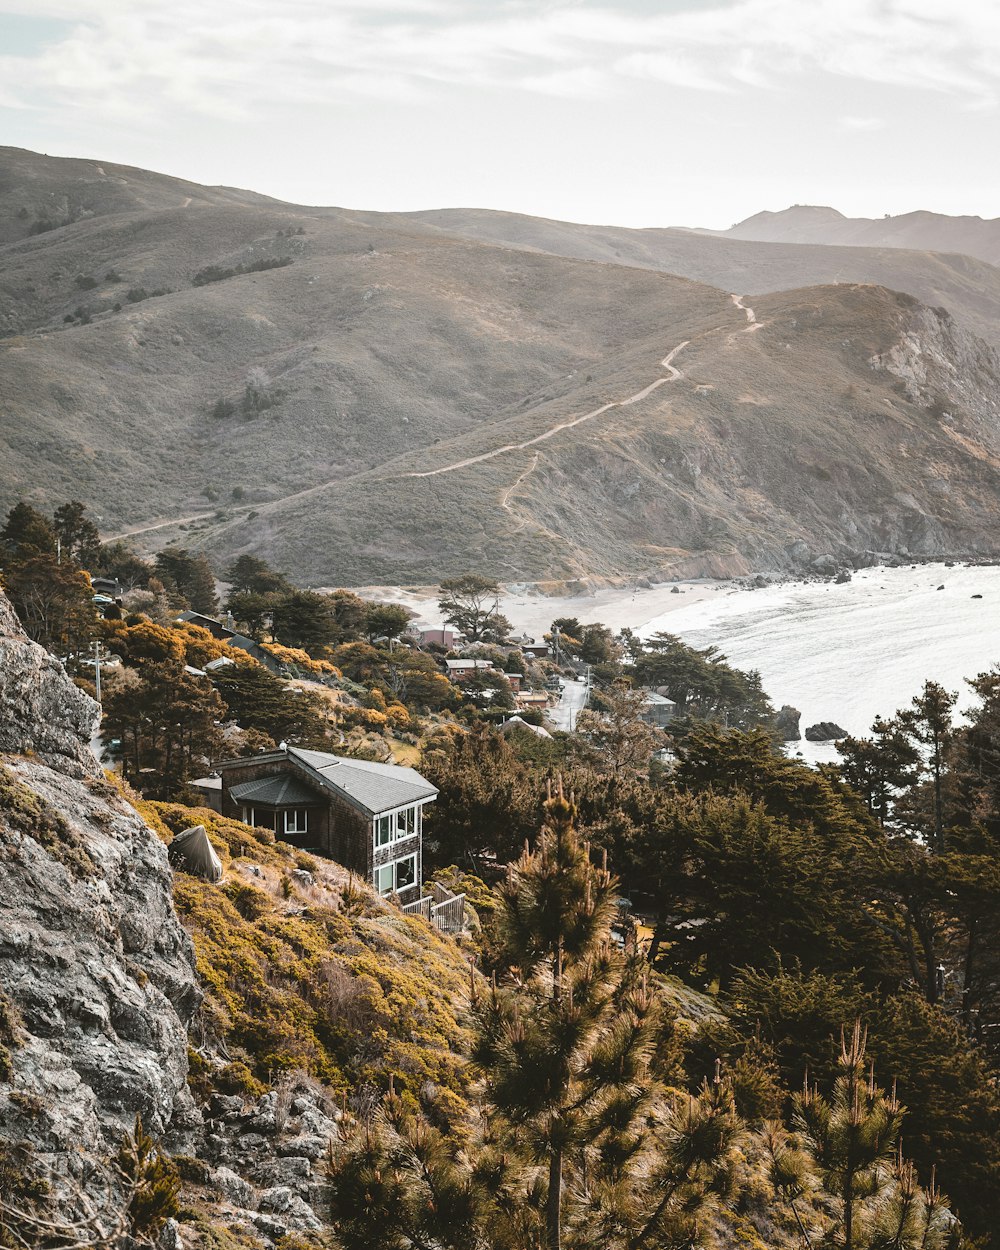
left=346, top=578, right=740, bottom=638
left=347, top=555, right=992, bottom=641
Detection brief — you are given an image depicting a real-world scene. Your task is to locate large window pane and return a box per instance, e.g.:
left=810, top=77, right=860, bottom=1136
left=394, top=855, right=416, bottom=891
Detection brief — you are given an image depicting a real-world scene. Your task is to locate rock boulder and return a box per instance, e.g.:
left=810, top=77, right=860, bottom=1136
left=804, top=721, right=849, bottom=742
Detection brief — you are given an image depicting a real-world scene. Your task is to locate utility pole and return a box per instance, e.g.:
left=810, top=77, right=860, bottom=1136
left=93, top=640, right=103, bottom=702
left=553, top=625, right=561, bottom=666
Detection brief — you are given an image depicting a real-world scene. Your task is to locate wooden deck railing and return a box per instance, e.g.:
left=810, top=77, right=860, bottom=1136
left=400, top=887, right=466, bottom=934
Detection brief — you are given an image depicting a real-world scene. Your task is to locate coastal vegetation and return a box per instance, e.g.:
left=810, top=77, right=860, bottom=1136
left=5, top=501, right=1000, bottom=1246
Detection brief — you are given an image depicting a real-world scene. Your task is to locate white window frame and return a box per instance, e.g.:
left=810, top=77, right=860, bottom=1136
left=375, top=851, right=419, bottom=897
left=283, top=808, right=308, bottom=836
left=371, top=804, right=422, bottom=853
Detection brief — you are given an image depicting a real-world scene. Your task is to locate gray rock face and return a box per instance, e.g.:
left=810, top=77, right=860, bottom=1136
left=774, top=705, right=802, bottom=742
left=0, top=592, right=198, bottom=1162
left=0, top=595, right=99, bottom=777
left=804, top=721, right=849, bottom=742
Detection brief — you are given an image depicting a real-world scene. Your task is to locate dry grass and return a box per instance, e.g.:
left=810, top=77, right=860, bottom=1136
left=4, top=149, right=1000, bottom=585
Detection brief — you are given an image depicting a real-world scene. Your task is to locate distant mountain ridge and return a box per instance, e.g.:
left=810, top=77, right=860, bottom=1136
left=718, top=204, right=1000, bottom=267
left=4, top=147, right=1000, bottom=585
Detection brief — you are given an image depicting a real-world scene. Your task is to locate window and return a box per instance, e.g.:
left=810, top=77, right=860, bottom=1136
left=373, top=806, right=421, bottom=852
left=374, top=854, right=418, bottom=896
left=394, top=854, right=416, bottom=892
left=375, top=814, right=394, bottom=846
left=284, top=809, right=308, bottom=836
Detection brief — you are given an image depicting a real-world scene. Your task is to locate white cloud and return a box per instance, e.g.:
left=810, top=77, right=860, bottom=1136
left=0, top=0, right=998, bottom=119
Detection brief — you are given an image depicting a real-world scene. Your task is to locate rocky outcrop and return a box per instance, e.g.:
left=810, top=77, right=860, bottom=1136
left=0, top=594, right=100, bottom=777
left=804, top=722, right=848, bottom=742
left=774, top=705, right=802, bottom=742
left=185, top=1084, right=342, bottom=1240
left=0, top=594, right=198, bottom=1163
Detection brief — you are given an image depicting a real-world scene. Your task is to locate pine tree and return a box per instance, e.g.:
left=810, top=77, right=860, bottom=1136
left=328, top=784, right=746, bottom=1250
left=475, top=781, right=657, bottom=1248
left=794, top=1021, right=962, bottom=1250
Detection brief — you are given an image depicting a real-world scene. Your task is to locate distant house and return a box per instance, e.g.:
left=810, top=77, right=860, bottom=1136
left=516, top=690, right=550, bottom=711
left=174, top=612, right=284, bottom=674
left=521, top=640, right=550, bottom=660
left=419, top=627, right=458, bottom=650
left=500, top=715, right=553, bottom=740
left=215, top=745, right=438, bottom=902
left=90, top=576, right=124, bottom=599
left=176, top=610, right=233, bottom=640
left=444, top=658, right=496, bottom=683
left=639, top=690, right=677, bottom=728
left=226, top=634, right=284, bottom=675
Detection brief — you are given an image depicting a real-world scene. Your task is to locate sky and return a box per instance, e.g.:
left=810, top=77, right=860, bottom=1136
left=1, top=0, right=999, bottom=228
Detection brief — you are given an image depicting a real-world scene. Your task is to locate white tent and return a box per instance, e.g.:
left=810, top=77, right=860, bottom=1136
left=168, top=824, right=223, bottom=883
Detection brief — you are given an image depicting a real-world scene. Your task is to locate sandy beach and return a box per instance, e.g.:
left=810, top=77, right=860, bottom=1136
left=351, top=579, right=736, bottom=639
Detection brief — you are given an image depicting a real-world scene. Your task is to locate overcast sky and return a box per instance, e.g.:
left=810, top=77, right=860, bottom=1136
left=1, top=0, right=998, bottom=228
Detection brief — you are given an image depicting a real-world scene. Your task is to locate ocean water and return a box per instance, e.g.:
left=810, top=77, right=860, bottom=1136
left=640, top=565, right=1000, bottom=765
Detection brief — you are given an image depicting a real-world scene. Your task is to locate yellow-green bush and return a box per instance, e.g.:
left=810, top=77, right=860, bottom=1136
left=159, top=802, right=473, bottom=1102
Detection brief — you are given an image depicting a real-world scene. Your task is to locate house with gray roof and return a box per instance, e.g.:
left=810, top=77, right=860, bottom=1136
left=215, top=745, right=438, bottom=901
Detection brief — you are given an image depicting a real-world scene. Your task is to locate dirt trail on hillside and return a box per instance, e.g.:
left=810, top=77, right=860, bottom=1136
left=500, top=452, right=541, bottom=532
left=102, top=296, right=763, bottom=544
left=405, top=339, right=691, bottom=480
left=104, top=511, right=216, bottom=541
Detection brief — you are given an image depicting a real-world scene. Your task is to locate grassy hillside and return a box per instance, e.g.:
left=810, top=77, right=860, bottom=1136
left=408, top=206, right=1000, bottom=350
left=4, top=148, right=1000, bottom=584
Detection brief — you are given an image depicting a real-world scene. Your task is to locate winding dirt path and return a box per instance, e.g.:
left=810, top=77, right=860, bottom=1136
left=500, top=452, right=541, bottom=532
left=103, top=511, right=216, bottom=542
left=405, top=339, right=690, bottom=480
left=103, top=294, right=766, bottom=543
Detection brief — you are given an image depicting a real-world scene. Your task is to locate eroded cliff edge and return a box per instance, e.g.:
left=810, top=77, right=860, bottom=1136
left=0, top=590, right=198, bottom=1159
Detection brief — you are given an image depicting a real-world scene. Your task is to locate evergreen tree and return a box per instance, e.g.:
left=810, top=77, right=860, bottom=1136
left=438, top=575, right=509, bottom=643
left=102, top=661, right=225, bottom=797
left=270, top=589, right=339, bottom=655
left=837, top=715, right=922, bottom=830
left=327, top=784, right=747, bottom=1250
left=52, top=500, right=101, bottom=567
left=0, top=502, right=56, bottom=566
left=225, top=553, right=289, bottom=596
left=154, top=548, right=218, bottom=615
left=794, top=1021, right=960, bottom=1250
left=211, top=663, right=330, bottom=747
left=897, top=682, right=958, bottom=853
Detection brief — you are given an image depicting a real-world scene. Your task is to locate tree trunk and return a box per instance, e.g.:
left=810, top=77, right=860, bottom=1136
left=547, top=1145, right=562, bottom=1250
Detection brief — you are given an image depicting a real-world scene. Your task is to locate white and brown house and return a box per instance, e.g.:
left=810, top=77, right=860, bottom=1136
left=195, top=745, right=438, bottom=903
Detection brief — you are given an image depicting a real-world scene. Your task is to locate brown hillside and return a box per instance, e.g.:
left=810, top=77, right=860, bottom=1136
left=407, top=207, right=1000, bottom=350
left=4, top=149, right=1000, bottom=585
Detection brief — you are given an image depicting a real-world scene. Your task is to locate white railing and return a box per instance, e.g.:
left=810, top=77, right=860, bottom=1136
left=400, top=887, right=466, bottom=934
left=431, top=892, right=466, bottom=934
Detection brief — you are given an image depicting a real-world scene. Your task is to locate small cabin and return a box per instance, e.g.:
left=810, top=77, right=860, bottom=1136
left=214, top=745, right=438, bottom=901
left=639, top=690, right=677, bottom=728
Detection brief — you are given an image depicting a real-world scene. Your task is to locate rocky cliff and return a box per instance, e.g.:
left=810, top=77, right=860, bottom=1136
left=0, top=591, right=198, bottom=1167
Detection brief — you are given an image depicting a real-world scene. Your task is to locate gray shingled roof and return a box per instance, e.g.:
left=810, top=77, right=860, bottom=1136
left=289, top=747, right=438, bottom=816
left=229, top=774, right=322, bottom=807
